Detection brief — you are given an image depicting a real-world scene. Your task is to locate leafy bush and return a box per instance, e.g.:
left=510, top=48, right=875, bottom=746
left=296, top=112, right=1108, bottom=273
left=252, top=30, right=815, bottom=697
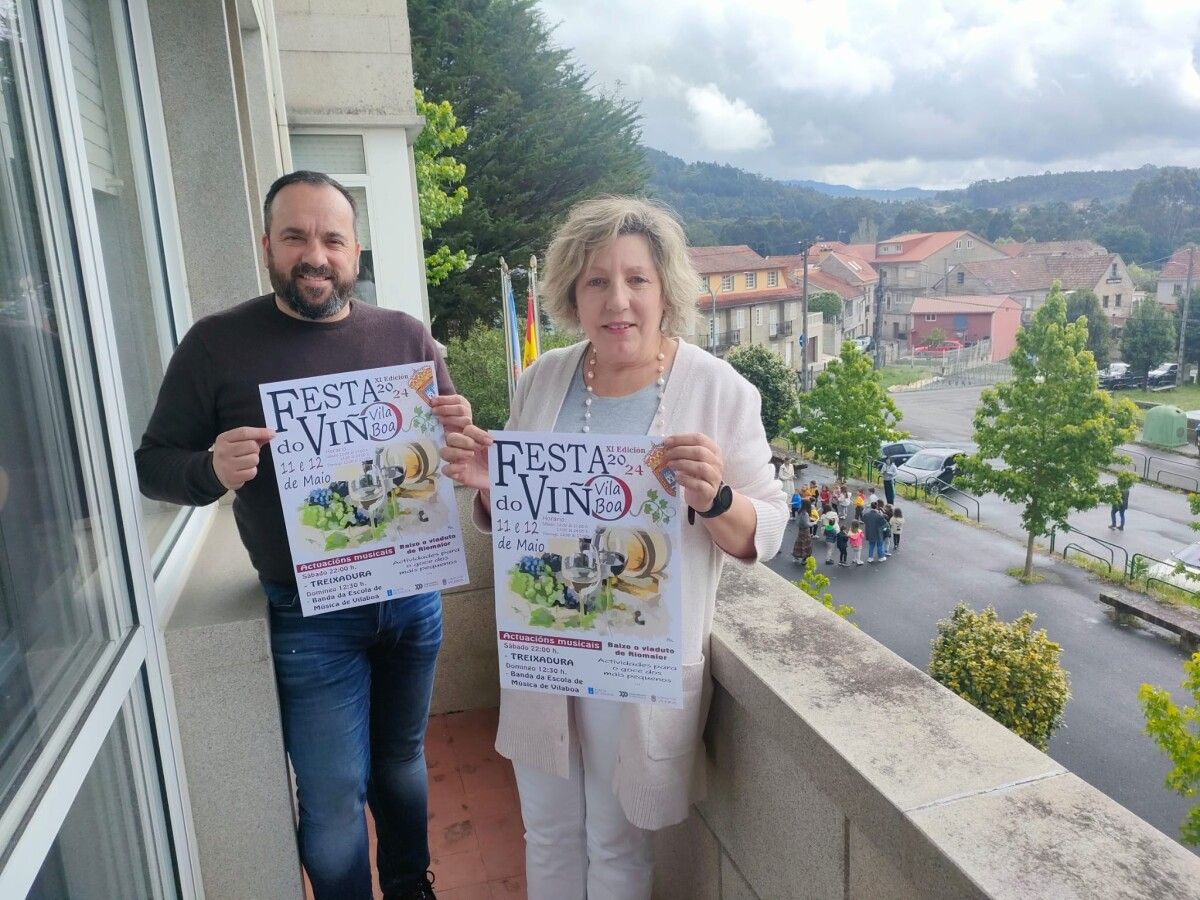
left=1138, top=651, right=1200, bottom=845
left=928, top=604, right=1070, bottom=750
left=793, top=556, right=854, bottom=621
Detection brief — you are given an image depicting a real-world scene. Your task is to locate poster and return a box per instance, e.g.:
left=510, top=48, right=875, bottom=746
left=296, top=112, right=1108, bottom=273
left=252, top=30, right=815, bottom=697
left=488, top=432, right=683, bottom=707
left=260, top=363, right=469, bottom=616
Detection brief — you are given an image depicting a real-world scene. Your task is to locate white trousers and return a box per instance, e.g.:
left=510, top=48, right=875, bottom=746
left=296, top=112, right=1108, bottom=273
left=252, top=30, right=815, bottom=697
left=513, top=697, right=654, bottom=900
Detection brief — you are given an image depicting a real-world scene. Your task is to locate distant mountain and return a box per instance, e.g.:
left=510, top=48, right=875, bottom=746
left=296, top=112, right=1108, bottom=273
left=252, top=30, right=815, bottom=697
left=937, top=165, right=1162, bottom=208
left=784, top=179, right=937, bottom=201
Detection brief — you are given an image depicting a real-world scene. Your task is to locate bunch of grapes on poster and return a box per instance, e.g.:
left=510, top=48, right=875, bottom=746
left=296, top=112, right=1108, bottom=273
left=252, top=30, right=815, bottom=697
left=489, top=432, right=683, bottom=707
left=259, top=363, right=469, bottom=616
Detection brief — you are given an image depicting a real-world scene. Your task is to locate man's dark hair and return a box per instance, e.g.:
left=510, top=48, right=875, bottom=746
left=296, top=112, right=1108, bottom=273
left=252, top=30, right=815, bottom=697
left=263, top=170, right=357, bottom=235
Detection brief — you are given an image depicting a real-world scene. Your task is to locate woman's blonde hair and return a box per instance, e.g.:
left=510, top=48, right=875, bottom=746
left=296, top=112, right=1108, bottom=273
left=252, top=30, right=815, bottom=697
left=541, top=196, right=698, bottom=337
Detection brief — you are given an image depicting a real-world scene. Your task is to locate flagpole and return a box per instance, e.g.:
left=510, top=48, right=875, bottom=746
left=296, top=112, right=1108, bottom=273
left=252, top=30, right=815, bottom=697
left=530, top=254, right=542, bottom=358
left=500, top=257, right=516, bottom=404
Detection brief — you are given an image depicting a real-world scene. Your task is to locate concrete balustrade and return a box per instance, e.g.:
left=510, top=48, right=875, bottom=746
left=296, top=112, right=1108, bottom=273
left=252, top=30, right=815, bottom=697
left=166, top=487, right=1200, bottom=898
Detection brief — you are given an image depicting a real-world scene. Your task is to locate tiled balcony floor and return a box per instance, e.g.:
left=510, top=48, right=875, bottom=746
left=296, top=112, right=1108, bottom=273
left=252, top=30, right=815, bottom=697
left=303, top=706, right=525, bottom=900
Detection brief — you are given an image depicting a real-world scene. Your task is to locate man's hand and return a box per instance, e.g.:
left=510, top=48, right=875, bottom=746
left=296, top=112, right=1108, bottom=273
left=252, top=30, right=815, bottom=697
left=212, top=426, right=274, bottom=491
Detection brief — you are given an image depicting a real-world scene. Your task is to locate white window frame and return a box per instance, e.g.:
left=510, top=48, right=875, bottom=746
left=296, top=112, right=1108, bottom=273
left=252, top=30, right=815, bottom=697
left=290, top=126, right=427, bottom=322
left=745, top=271, right=757, bottom=289
left=699, top=275, right=708, bottom=292
left=754, top=306, right=762, bottom=326
left=954, top=239, right=963, bottom=250
left=0, top=1, right=201, bottom=895
left=925, top=314, right=937, bottom=321
left=734, top=308, right=745, bottom=329
left=767, top=270, right=779, bottom=288
left=966, top=239, right=973, bottom=249
left=721, top=273, right=734, bottom=292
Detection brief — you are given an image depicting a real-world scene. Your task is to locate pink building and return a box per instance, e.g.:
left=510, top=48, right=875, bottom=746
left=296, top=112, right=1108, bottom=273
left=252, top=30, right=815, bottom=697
left=908, top=294, right=1022, bottom=361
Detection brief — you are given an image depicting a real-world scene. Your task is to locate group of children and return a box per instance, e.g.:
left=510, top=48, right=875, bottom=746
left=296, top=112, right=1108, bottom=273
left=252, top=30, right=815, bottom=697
left=789, top=480, right=905, bottom=567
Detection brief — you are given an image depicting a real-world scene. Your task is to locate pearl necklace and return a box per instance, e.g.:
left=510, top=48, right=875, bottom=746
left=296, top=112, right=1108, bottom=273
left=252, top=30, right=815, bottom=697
left=583, top=343, right=669, bottom=434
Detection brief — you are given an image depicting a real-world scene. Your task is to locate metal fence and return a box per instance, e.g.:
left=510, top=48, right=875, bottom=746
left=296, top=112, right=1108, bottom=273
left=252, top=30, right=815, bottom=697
left=890, top=340, right=1012, bottom=391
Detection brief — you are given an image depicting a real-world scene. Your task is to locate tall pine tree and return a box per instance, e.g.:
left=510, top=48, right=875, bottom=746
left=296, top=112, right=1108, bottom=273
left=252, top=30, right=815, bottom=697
left=409, top=0, right=646, bottom=338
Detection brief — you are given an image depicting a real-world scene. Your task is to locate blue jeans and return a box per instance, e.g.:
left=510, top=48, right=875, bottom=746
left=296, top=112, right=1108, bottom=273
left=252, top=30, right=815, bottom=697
left=262, top=580, right=443, bottom=899
left=1111, top=506, right=1126, bottom=528
left=867, top=538, right=888, bottom=560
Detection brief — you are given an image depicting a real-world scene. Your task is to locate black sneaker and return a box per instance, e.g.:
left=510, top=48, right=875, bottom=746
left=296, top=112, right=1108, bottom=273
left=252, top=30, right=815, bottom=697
left=388, top=872, right=437, bottom=900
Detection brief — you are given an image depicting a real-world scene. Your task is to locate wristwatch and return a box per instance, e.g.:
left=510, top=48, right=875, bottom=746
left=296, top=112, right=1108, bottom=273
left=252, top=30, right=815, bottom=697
left=689, top=482, right=733, bottom=524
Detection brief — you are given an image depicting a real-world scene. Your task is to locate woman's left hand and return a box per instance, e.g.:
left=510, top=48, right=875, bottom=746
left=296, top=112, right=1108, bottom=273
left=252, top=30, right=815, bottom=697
left=662, top=433, right=724, bottom=512
left=429, top=394, right=474, bottom=434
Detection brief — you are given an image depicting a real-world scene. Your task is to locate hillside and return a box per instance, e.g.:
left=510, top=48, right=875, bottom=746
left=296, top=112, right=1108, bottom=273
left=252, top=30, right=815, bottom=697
left=785, top=179, right=936, bottom=201
left=645, top=148, right=1200, bottom=264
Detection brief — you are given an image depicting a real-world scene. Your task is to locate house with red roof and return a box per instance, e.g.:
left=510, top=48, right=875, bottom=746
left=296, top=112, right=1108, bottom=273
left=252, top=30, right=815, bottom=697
left=866, top=231, right=1008, bottom=343
left=908, top=295, right=1022, bottom=361
left=950, top=252, right=1136, bottom=328
left=765, top=254, right=874, bottom=348
left=1156, top=246, right=1198, bottom=306
left=688, top=245, right=825, bottom=375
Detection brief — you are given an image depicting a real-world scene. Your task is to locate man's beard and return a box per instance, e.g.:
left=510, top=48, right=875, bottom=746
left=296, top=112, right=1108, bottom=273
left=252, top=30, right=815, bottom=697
left=267, top=252, right=356, bottom=320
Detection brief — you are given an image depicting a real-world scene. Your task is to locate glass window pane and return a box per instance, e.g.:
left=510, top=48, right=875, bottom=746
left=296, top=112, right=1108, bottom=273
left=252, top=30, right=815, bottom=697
left=290, top=132, right=366, bottom=174
left=0, top=1, right=126, bottom=814
left=344, top=185, right=377, bottom=305
left=65, top=0, right=178, bottom=552
left=27, top=689, right=177, bottom=899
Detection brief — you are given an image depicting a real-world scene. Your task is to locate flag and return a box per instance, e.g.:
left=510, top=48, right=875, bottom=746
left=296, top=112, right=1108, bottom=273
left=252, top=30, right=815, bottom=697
left=522, top=288, right=539, bottom=369
left=504, top=275, right=522, bottom=382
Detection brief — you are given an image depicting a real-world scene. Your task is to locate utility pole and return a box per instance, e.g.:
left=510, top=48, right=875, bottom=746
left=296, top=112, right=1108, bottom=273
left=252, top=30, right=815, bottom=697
left=801, top=241, right=811, bottom=393
left=873, top=271, right=886, bottom=370
left=1178, top=245, right=1195, bottom=386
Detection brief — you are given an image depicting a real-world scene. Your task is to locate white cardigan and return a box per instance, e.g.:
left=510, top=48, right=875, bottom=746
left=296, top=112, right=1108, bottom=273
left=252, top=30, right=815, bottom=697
left=475, top=339, right=787, bottom=829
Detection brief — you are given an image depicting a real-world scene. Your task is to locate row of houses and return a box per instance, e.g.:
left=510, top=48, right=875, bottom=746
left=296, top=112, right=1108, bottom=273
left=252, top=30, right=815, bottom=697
left=684, top=229, right=1144, bottom=369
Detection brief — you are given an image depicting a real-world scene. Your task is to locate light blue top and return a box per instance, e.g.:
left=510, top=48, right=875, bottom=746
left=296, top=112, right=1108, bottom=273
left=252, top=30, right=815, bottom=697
left=554, top=354, right=667, bottom=435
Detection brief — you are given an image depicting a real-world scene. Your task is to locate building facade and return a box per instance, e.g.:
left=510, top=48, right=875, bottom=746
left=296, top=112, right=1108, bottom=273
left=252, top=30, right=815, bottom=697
left=866, top=230, right=1008, bottom=342
left=908, top=295, right=1022, bottom=361
left=1157, top=246, right=1197, bottom=306
left=0, top=1, right=427, bottom=896
left=690, top=245, right=824, bottom=374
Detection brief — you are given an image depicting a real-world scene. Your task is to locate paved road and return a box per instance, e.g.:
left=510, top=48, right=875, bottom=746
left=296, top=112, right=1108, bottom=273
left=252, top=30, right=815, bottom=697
left=774, top=385, right=1200, bottom=845
left=893, top=386, right=1199, bottom=572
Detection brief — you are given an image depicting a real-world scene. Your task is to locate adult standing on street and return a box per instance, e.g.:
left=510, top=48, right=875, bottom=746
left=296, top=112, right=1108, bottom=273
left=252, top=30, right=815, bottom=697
left=1110, top=484, right=1131, bottom=530
left=881, top=457, right=898, bottom=505
left=863, top=500, right=889, bottom=563
left=136, top=171, right=469, bottom=900
left=439, top=196, right=787, bottom=899
left=778, top=456, right=796, bottom=496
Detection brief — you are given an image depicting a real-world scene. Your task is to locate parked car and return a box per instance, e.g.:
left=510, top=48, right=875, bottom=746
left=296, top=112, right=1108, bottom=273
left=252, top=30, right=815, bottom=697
left=1147, top=362, right=1179, bottom=388
left=913, top=339, right=963, bottom=355
left=876, top=439, right=926, bottom=469
left=851, top=335, right=874, bottom=354
left=1145, top=541, right=1200, bottom=592
left=895, top=448, right=962, bottom=492
left=1098, top=362, right=1141, bottom=390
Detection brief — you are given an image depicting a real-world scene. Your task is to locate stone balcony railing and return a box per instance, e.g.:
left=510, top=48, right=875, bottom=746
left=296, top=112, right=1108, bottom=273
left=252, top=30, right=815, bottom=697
left=166, top=486, right=1200, bottom=899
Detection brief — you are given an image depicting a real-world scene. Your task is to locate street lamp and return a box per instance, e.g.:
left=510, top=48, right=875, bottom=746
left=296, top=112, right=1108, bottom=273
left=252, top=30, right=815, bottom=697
left=798, top=239, right=814, bottom=391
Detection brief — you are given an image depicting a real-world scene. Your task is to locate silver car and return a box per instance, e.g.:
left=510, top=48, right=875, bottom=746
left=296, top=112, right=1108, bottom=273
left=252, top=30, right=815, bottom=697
left=895, top=448, right=961, bottom=493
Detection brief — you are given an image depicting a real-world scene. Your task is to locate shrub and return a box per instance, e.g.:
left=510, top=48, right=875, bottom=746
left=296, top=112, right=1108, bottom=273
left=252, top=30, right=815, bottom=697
left=793, top=556, right=854, bottom=621
left=928, top=604, right=1070, bottom=750
left=1138, top=651, right=1200, bottom=845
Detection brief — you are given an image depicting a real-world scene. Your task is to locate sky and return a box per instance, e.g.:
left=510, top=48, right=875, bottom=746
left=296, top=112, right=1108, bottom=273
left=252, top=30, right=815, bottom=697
left=535, top=0, right=1200, bottom=190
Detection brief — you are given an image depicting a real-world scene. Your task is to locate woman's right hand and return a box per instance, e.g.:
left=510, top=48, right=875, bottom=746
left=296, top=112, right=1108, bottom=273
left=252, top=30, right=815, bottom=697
left=439, top=424, right=493, bottom=494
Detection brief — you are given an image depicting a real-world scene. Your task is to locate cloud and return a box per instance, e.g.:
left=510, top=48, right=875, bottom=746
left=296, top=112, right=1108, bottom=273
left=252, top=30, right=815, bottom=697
left=684, top=84, right=774, bottom=152
left=536, top=0, right=1200, bottom=189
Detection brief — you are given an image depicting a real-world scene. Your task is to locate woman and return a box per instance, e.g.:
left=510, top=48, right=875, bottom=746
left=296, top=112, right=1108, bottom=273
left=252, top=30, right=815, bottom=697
left=777, top=456, right=795, bottom=496
left=439, top=196, right=787, bottom=899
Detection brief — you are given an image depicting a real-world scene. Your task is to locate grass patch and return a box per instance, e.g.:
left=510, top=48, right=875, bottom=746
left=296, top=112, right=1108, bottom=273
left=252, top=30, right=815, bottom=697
left=1119, top=384, right=1200, bottom=409
left=879, top=366, right=935, bottom=389
left=1062, top=552, right=1200, bottom=610
left=1005, top=566, right=1046, bottom=584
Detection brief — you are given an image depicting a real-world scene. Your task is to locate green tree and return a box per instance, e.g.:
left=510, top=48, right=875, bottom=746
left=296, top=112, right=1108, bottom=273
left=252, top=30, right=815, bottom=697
left=808, top=291, right=842, bottom=322
left=1064, top=287, right=1112, bottom=369
left=413, top=89, right=469, bottom=286
left=1120, top=298, right=1177, bottom=386
left=1138, top=651, right=1200, bottom=845
left=1126, top=262, right=1159, bottom=293
left=445, top=325, right=577, bottom=430
left=1174, top=286, right=1200, bottom=371
left=795, top=341, right=901, bottom=480
left=410, top=0, right=646, bottom=338
left=929, top=604, right=1071, bottom=751
left=793, top=556, right=854, bottom=621
left=925, top=327, right=947, bottom=348
left=726, top=344, right=797, bottom=441
left=957, top=287, right=1138, bottom=577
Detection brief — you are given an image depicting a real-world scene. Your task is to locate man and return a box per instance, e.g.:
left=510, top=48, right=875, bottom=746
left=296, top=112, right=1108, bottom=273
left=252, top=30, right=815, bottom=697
left=863, top=500, right=889, bottom=563
left=881, top=457, right=898, bottom=505
left=136, top=171, right=472, bottom=900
